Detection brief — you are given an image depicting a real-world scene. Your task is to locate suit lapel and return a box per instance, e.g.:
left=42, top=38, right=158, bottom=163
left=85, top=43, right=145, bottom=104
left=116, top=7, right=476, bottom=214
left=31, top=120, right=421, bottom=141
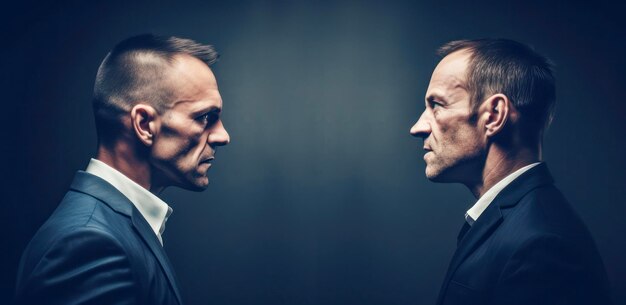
left=437, top=163, right=555, bottom=304
left=437, top=205, right=503, bottom=304
left=450, top=202, right=503, bottom=274
left=131, top=211, right=183, bottom=305
left=70, top=171, right=183, bottom=305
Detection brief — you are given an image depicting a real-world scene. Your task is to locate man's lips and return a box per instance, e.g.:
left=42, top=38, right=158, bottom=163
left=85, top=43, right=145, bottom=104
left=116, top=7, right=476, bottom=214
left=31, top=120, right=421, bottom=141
left=200, top=157, right=215, bottom=164
left=422, top=147, right=433, bottom=160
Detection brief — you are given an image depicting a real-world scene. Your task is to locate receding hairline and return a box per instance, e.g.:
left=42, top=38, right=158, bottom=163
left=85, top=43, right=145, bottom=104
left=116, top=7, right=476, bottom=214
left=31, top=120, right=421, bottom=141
left=436, top=41, right=482, bottom=85
left=435, top=42, right=493, bottom=110
left=429, top=49, right=472, bottom=93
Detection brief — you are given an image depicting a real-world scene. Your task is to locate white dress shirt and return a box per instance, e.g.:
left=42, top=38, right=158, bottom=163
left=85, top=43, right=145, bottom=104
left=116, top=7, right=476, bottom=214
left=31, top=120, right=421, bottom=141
left=465, top=162, right=541, bottom=225
left=86, top=158, right=173, bottom=245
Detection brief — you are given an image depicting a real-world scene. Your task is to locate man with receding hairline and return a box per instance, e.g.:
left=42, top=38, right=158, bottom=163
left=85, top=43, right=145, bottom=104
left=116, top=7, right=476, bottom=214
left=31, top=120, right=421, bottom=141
left=410, top=39, right=611, bottom=305
left=15, top=34, right=230, bottom=305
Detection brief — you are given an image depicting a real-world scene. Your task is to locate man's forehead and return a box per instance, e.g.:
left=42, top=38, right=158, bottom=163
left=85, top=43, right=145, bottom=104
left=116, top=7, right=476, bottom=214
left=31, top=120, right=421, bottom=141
left=426, top=51, right=470, bottom=97
left=169, top=55, right=217, bottom=85
left=426, top=74, right=467, bottom=100
left=165, top=54, right=221, bottom=109
left=429, top=74, right=466, bottom=91
left=434, top=51, right=470, bottom=83
left=171, top=91, right=222, bottom=111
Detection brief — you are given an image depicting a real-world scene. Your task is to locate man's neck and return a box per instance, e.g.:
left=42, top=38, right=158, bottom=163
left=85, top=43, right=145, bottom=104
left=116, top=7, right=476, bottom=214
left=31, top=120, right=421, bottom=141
left=468, top=146, right=540, bottom=199
left=96, top=144, right=154, bottom=193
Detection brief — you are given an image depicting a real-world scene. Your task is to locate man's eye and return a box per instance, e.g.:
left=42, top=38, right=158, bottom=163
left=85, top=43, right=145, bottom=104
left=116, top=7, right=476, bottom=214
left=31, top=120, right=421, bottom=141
left=430, top=101, right=443, bottom=109
left=197, top=113, right=218, bottom=125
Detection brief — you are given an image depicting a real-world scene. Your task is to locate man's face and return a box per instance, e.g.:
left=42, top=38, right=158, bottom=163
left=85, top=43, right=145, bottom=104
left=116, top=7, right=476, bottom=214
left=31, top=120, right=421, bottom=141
left=410, top=50, right=486, bottom=183
left=150, top=55, right=230, bottom=191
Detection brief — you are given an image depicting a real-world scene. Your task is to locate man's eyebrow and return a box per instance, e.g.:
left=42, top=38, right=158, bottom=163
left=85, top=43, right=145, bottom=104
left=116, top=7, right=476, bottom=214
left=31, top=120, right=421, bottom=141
left=172, top=98, right=222, bottom=110
left=173, top=97, right=221, bottom=113
left=195, top=105, right=221, bottom=115
left=453, top=83, right=467, bottom=90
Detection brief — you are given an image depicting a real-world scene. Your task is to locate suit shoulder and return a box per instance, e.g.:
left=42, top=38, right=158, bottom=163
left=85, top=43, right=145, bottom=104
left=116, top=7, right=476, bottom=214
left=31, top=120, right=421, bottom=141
left=496, top=184, right=607, bottom=273
left=40, top=189, right=131, bottom=237
left=32, top=224, right=131, bottom=261
left=510, top=184, right=590, bottom=238
left=493, top=186, right=611, bottom=302
left=15, top=225, right=140, bottom=304
left=17, top=190, right=137, bottom=286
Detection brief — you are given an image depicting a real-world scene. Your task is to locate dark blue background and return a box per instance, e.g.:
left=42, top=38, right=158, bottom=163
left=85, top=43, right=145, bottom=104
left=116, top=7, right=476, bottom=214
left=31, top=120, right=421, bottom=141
left=2, top=1, right=625, bottom=304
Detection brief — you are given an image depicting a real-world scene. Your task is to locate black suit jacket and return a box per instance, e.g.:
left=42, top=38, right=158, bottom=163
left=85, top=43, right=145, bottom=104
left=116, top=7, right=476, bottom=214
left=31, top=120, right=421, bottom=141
left=437, top=163, right=611, bottom=305
left=15, top=171, right=183, bottom=305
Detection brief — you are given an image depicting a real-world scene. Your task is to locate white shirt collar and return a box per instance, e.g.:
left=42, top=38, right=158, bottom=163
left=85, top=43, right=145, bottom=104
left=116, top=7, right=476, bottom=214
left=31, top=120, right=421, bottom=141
left=465, top=162, right=541, bottom=224
left=85, top=158, right=173, bottom=245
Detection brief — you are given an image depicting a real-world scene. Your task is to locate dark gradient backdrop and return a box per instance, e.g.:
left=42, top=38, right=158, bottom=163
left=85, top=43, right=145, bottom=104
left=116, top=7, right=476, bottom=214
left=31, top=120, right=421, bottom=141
left=2, top=1, right=625, bottom=304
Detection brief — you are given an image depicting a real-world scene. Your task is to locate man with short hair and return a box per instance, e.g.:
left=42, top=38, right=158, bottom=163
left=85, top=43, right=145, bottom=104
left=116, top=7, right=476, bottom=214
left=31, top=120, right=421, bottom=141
left=410, top=39, right=611, bottom=305
left=15, top=34, right=230, bottom=305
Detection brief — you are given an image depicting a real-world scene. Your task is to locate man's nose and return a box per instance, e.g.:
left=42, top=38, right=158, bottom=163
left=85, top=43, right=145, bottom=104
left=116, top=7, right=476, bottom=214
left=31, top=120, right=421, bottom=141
left=410, top=111, right=431, bottom=138
left=209, top=121, right=230, bottom=146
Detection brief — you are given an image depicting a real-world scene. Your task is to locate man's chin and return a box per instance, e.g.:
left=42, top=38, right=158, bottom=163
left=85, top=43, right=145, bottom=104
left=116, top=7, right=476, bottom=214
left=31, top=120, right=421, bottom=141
left=425, top=166, right=438, bottom=181
left=425, top=172, right=441, bottom=182
left=425, top=166, right=448, bottom=183
left=187, top=184, right=209, bottom=192
left=426, top=167, right=464, bottom=184
left=178, top=177, right=210, bottom=192
left=427, top=175, right=447, bottom=183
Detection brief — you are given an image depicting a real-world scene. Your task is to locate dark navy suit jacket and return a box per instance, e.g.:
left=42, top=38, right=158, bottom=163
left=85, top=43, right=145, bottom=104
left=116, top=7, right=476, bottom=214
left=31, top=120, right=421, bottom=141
left=437, top=163, right=611, bottom=305
left=15, top=171, right=182, bottom=305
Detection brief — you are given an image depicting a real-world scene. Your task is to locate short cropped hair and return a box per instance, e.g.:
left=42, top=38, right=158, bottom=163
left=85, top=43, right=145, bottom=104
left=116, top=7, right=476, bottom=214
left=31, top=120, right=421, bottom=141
left=93, top=34, right=218, bottom=144
left=437, top=39, right=555, bottom=142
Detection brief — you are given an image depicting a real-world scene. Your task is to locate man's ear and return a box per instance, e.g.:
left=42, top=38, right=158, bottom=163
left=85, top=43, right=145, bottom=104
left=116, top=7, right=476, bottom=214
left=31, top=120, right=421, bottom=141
left=481, top=93, right=511, bottom=138
left=130, top=104, right=159, bottom=146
